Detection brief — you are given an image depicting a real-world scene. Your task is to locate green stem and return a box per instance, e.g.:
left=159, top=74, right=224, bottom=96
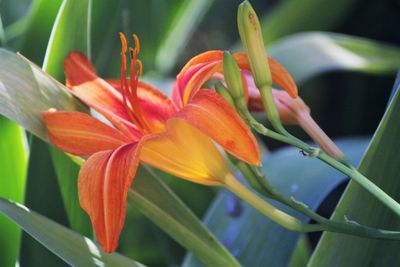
left=225, top=174, right=400, bottom=240
left=247, top=117, right=400, bottom=217
left=224, top=174, right=323, bottom=232
left=259, top=85, right=287, bottom=135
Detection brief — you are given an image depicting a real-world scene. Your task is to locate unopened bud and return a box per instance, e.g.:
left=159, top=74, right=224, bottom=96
left=215, top=81, right=234, bottom=107
left=223, top=51, right=245, bottom=99
left=237, top=1, right=271, bottom=90
left=238, top=1, right=285, bottom=134
left=223, top=51, right=249, bottom=115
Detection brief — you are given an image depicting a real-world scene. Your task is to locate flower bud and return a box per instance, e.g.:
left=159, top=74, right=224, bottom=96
left=237, top=1, right=271, bottom=90
left=215, top=81, right=235, bottom=107
left=238, top=1, right=285, bottom=133
left=223, top=51, right=245, bottom=100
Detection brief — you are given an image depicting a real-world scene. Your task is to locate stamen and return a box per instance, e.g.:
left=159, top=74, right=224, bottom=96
left=118, top=32, right=153, bottom=133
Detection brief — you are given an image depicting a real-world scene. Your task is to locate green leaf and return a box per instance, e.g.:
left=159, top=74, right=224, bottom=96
left=16, top=0, right=63, bottom=64
left=91, top=0, right=213, bottom=76
left=269, top=32, right=400, bottom=84
left=42, top=0, right=92, bottom=79
left=0, top=116, right=27, bottom=267
left=154, top=0, right=214, bottom=74
left=183, top=138, right=369, bottom=267
left=0, top=15, right=5, bottom=46
left=0, top=197, right=145, bottom=267
left=19, top=137, right=70, bottom=267
left=128, top=166, right=241, bottom=267
left=261, top=0, right=356, bottom=45
left=0, top=48, right=86, bottom=141
left=308, top=74, right=400, bottom=265
left=49, top=148, right=92, bottom=236
left=41, top=0, right=92, bottom=236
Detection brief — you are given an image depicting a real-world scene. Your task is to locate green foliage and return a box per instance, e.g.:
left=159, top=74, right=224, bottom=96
left=129, top=166, right=240, bottom=267
left=0, top=197, right=145, bottom=267
left=0, top=48, right=87, bottom=140
left=261, top=0, right=357, bottom=45
left=308, top=76, right=400, bottom=266
left=269, top=32, right=400, bottom=84
left=183, top=138, right=369, bottom=266
left=91, top=0, right=213, bottom=76
left=42, top=0, right=91, bottom=79
left=50, top=148, right=92, bottom=236
left=0, top=117, right=27, bottom=267
left=16, top=0, right=63, bottom=64
left=0, top=0, right=400, bottom=266
left=41, top=0, right=92, bottom=237
left=19, top=138, right=69, bottom=267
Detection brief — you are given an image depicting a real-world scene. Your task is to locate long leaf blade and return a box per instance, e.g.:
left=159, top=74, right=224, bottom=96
left=0, top=48, right=86, bottom=141
left=129, top=166, right=241, bottom=267
left=308, top=73, right=400, bottom=266
left=19, top=138, right=70, bottom=267
left=0, top=117, right=27, bottom=267
left=41, top=0, right=92, bottom=236
left=0, top=197, right=145, bottom=267
left=269, top=32, right=400, bottom=84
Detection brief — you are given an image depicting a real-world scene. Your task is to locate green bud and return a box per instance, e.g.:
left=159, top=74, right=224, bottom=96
left=215, top=81, right=234, bottom=107
left=223, top=51, right=245, bottom=100
left=223, top=51, right=253, bottom=125
left=237, top=1, right=287, bottom=134
left=237, top=1, right=272, bottom=90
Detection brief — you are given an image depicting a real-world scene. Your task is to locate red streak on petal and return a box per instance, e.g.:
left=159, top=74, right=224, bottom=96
left=79, top=142, right=141, bottom=253
left=43, top=111, right=131, bottom=156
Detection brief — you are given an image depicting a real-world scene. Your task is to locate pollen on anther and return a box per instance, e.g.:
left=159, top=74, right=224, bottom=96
left=136, top=60, right=143, bottom=76
left=119, top=32, right=128, bottom=53
left=132, top=34, right=140, bottom=54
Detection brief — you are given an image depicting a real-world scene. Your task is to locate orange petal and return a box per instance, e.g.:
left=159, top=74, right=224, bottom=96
left=78, top=143, right=141, bottom=253
left=174, top=89, right=260, bottom=166
left=42, top=111, right=131, bottom=156
left=173, top=50, right=298, bottom=107
left=107, top=80, right=178, bottom=132
left=65, top=52, right=141, bottom=139
left=182, top=61, right=222, bottom=105
left=173, top=51, right=224, bottom=107
left=140, top=119, right=230, bottom=185
left=178, top=50, right=224, bottom=75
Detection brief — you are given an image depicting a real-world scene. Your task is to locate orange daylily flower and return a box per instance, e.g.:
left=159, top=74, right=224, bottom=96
left=172, top=50, right=344, bottom=160
left=172, top=50, right=298, bottom=109
left=42, top=34, right=260, bottom=253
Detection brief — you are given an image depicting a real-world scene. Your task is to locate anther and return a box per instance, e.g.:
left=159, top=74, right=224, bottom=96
left=132, top=34, right=140, bottom=54
left=136, top=60, right=143, bottom=76
left=119, top=32, right=128, bottom=53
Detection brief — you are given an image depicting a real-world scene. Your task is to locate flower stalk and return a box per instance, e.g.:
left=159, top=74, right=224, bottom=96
left=224, top=173, right=400, bottom=240
left=245, top=112, right=400, bottom=217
